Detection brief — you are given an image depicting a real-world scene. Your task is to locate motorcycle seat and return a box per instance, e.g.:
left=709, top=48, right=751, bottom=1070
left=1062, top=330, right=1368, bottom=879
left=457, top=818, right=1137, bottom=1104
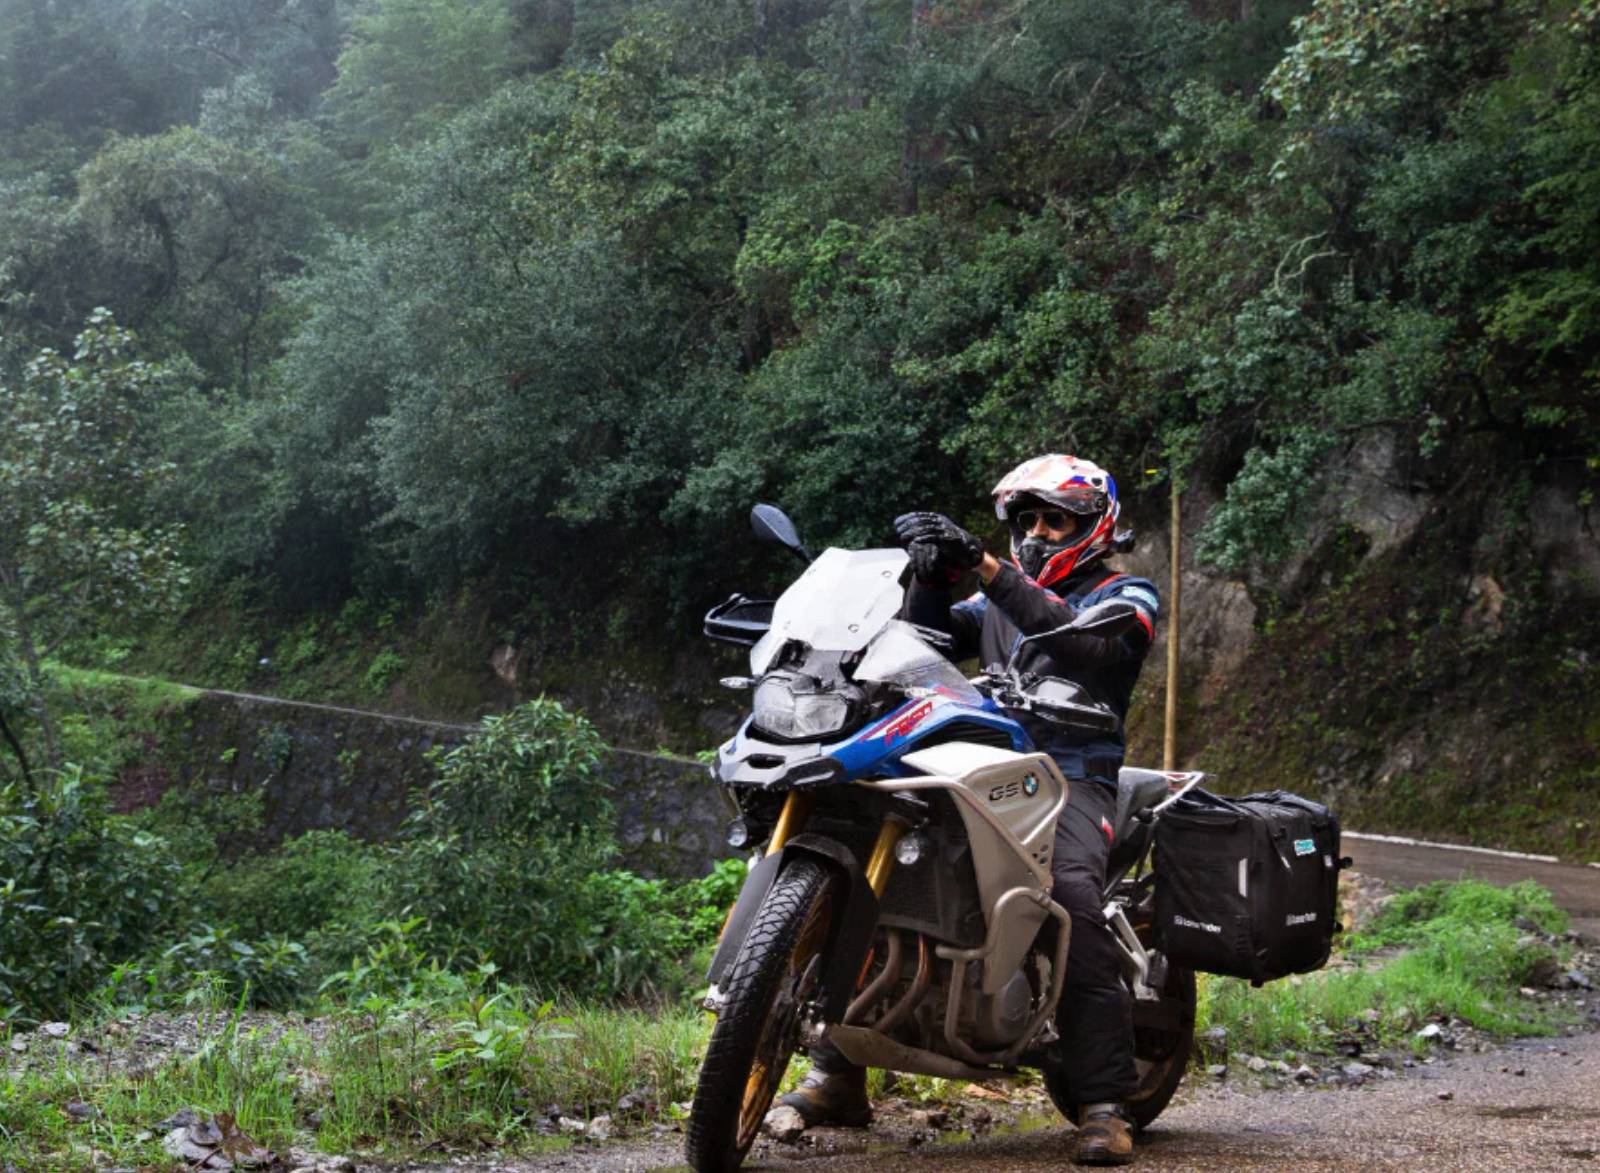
left=1111, top=766, right=1177, bottom=845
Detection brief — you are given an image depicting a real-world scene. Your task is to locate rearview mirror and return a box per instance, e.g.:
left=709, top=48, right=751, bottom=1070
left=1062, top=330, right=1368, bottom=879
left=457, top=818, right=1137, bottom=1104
left=1002, top=600, right=1141, bottom=676
left=750, top=503, right=811, bottom=563
left=1063, top=599, right=1138, bottom=638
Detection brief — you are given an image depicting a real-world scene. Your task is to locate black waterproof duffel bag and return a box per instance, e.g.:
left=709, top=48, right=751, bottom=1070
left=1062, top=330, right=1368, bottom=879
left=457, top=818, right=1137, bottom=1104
left=1152, top=789, right=1349, bottom=984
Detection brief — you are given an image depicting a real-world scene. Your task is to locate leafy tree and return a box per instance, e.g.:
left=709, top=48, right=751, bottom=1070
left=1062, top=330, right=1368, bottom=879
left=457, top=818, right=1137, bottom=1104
left=0, top=310, right=190, bottom=767
left=72, top=127, right=315, bottom=393
left=326, top=0, right=518, bottom=149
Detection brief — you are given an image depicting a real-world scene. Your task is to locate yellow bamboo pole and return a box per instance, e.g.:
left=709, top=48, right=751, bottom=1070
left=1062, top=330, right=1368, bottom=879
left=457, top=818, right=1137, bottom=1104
left=1164, top=484, right=1181, bottom=771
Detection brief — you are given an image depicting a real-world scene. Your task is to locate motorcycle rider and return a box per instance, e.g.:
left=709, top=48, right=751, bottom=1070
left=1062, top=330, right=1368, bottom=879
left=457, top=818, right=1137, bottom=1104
left=772, top=454, right=1160, bottom=1167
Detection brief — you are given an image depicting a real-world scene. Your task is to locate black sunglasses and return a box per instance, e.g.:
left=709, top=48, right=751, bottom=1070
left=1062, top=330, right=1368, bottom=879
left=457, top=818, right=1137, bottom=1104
left=1014, top=508, right=1073, bottom=531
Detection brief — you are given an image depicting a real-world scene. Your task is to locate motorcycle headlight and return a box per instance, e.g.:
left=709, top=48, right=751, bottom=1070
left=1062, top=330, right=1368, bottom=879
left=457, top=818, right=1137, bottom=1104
left=751, top=674, right=857, bottom=742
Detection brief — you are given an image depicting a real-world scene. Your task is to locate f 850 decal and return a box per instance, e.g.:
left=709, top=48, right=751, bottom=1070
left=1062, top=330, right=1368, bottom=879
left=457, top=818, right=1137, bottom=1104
left=882, top=700, right=933, bottom=743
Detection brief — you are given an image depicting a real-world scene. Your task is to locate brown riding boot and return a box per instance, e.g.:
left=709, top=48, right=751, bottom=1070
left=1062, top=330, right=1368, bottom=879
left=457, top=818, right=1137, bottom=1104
left=1074, top=1103, right=1134, bottom=1166
left=774, top=1063, right=873, bottom=1128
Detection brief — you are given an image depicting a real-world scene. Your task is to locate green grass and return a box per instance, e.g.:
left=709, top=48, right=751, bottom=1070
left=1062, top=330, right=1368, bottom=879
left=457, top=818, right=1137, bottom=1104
left=1196, top=879, right=1575, bottom=1057
left=43, top=661, right=202, bottom=706
left=0, top=992, right=712, bottom=1170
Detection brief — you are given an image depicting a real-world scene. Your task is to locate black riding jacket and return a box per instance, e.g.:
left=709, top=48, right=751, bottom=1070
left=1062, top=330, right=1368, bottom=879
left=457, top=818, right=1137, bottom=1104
left=903, top=560, right=1160, bottom=781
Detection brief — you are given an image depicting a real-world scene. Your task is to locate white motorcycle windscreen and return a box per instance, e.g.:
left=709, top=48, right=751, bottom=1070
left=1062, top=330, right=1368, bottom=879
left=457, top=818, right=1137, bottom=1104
left=749, top=547, right=909, bottom=674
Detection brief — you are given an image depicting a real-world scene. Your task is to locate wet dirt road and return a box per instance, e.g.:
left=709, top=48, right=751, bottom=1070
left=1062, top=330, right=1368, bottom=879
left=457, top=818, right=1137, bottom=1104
left=443, top=1029, right=1600, bottom=1172
left=727, top=1030, right=1600, bottom=1172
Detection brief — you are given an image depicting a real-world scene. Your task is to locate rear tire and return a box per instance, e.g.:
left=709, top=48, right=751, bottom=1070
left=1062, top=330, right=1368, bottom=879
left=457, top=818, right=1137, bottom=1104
left=1046, top=919, right=1195, bottom=1130
left=686, top=856, right=838, bottom=1172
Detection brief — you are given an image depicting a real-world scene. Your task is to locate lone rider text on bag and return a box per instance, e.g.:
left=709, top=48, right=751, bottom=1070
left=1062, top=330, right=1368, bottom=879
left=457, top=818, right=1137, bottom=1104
left=1152, top=789, right=1348, bottom=984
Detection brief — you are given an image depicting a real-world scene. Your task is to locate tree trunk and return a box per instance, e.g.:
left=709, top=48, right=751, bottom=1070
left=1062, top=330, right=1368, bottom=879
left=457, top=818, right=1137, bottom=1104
left=0, top=550, right=61, bottom=770
left=0, top=708, right=33, bottom=795
left=900, top=0, right=931, bottom=214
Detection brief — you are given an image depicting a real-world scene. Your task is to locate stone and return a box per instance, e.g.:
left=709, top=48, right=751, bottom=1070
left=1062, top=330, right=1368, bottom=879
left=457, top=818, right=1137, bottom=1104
left=164, top=1127, right=223, bottom=1166
left=1195, top=1026, right=1228, bottom=1064
left=1562, top=971, right=1594, bottom=991
left=40, top=1022, right=70, bottom=1038
left=1343, top=1062, right=1374, bottom=1080
left=558, top=1117, right=589, bottom=1136
left=1521, top=947, right=1565, bottom=989
left=1437, top=1091, right=1454, bottom=1101
left=587, top=1113, right=614, bottom=1141
left=160, top=1110, right=273, bottom=1170
left=63, top=1100, right=97, bottom=1121
left=489, top=645, right=519, bottom=686
left=615, top=1090, right=649, bottom=1115
left=1206, top=1064, right=1228, bottom=1079
left=762, top=1105, right=808, bottom=1143
left=910, top=1107, right=949, bottom=1130
left=156, top=1107, right=206, bottom=1131
left=1246, top=1056, right=1269, bottom=1072
left=1293, top=1065, right=1317, bottom=1083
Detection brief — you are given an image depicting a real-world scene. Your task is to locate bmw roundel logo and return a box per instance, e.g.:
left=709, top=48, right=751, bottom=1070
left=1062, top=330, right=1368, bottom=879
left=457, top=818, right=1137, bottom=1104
left=1022, top=774, right=1039, bottom=796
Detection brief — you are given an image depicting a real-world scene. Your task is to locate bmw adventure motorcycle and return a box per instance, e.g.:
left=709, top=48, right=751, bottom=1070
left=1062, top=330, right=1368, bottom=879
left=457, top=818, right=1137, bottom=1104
left=686, top=506, right=1204, bottom=1172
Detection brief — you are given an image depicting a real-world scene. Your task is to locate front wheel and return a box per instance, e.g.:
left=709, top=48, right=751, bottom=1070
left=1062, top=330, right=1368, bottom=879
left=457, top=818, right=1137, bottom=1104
left=686, top=856, right=838, bottom=1172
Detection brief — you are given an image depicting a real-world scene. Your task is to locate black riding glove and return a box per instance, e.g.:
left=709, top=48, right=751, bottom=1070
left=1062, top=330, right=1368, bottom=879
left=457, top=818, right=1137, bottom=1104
left=907, top=541, right=957, bottom=585
left=894, top=512, right=984, bottom=585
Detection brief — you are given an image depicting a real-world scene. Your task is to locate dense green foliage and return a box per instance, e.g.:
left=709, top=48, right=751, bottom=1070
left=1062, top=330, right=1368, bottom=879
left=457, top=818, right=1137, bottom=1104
left=0, top=767, right=181, bottom=1014
left=2, top=0, right=1594, bottom=641
left=0, top=312, right=191, bottom=769
left=0, top=697, right=741, bottom=1022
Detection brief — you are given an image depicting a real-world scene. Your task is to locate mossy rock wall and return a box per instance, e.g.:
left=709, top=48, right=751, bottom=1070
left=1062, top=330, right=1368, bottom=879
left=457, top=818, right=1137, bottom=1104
left=136, top=692, right=729, bottom=878
left=1117, top=456, right=1600, bottom=862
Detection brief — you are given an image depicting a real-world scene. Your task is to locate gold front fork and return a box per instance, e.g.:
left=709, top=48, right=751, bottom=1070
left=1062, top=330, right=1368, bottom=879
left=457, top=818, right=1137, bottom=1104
left=767, top=790, right=817, bottom=856
left=863, top=817, right=909, bottom=898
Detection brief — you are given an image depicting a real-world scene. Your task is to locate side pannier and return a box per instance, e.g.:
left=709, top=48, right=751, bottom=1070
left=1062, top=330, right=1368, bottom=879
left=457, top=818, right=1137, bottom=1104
left=1152, top=789, right=1349, bottom=985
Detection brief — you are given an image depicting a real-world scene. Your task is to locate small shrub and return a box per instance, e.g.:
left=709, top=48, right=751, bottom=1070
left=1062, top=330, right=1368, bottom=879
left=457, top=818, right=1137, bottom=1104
left=196, top=829, right=388, bottom=941
left=0, top=767, right=183, bottom=1020
left=1355, top=878, right=1569, bottom=945
left=257, top=722, right=295, bottom=771
left=387, top=698, right=741, bottom=995
left=364, top=647, right=406, bottom=694
left=280, top=625, right=325, bottom=672
left=150, top=925, right=309, bottom=1008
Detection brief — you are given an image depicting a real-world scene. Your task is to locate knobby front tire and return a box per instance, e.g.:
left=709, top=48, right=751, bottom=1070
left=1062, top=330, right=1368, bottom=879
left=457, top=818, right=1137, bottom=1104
left=685, top=856, right=838, bottom=1173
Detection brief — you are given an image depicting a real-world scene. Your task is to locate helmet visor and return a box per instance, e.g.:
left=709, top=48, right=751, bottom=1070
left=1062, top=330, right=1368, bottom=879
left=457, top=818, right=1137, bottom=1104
left=1046, top=486, right=1108, bottom=515
left=1003, top=485, right=1106, bottom=523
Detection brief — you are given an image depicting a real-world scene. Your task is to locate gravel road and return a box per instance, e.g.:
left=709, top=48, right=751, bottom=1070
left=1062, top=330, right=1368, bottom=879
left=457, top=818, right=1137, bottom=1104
left=731, top=1029, right=1600, bottom=1172
left=395, top=1026, right=1600, bottom=1172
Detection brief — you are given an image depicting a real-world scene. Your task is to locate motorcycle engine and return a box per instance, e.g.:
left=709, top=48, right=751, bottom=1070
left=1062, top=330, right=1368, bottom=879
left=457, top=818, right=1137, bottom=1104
left=972, top=969, right=1033, bottom=1047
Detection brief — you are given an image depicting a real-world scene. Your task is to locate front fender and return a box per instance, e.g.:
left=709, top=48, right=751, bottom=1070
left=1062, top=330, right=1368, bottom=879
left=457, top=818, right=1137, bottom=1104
left=705, top=833, right=881, bottom=1022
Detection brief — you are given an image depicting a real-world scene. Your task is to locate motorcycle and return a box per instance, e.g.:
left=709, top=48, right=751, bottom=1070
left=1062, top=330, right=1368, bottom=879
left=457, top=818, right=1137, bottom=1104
left=686, top=505, right=1205, bottom=1172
